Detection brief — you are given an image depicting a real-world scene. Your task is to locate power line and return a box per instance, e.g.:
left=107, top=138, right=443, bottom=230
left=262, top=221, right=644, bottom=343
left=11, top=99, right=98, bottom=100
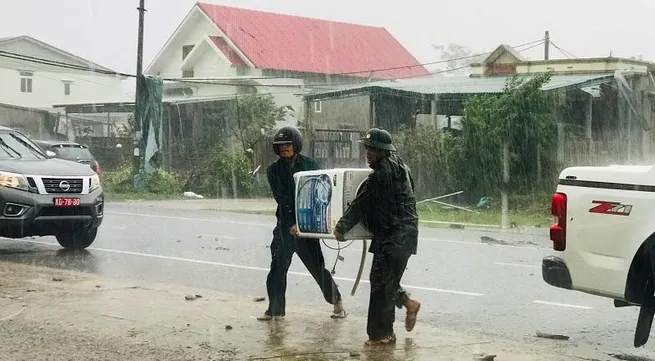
left=550, top=41, right=576, bottom=59
left=0, top=37, right=545, bottom=85
left=162, top=40, right=546, bottom=88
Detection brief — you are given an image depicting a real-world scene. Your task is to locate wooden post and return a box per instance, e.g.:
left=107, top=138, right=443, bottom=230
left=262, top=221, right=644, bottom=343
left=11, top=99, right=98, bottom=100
left=585, top=93, right=593, bottom=163
left=231, top=168, right=238, bottom=199
left=536, top=145, right=542, bottom=186
left=557, top=122, right=565, bottom=164
left=501, top=140, right=510, bottom=230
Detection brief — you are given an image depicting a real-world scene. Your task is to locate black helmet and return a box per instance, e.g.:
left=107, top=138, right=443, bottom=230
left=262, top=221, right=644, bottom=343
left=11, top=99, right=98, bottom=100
left=272, top=125, right=303, bottom=155
left=358, top=128, right=396, bottom=151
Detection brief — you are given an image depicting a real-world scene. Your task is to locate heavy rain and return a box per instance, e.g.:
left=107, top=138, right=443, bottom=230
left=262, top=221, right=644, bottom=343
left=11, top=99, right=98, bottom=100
left=0, top=0, right=654, bottom=360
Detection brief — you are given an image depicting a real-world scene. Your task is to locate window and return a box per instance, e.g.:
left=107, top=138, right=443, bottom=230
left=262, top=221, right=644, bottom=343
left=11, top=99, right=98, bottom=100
left=63, top=82, right=71, bottom=96
left=19, top=71, right=33, bottom=93
left=182, top=45, right=194, bottom=60
left=314, top=100, right=322, bottom=113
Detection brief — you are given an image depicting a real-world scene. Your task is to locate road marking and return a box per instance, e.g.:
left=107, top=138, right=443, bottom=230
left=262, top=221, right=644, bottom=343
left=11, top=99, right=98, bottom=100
left=15, top=239, right=483, bottom=298
left=0, top=307, right=25, bottom=321
left=106, top=211, right=542, bottom=250
left=494, top=262, right=540, bottom=269
left=533, top=300, right=593, bottom=310
left=197, top=234, right=242, bottom=240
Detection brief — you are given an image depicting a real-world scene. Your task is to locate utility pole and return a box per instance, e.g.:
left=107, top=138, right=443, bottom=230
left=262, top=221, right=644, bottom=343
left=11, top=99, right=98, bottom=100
left=544, top=30, right=550, bottom=60
left=133, top=0, right=146, bottom=187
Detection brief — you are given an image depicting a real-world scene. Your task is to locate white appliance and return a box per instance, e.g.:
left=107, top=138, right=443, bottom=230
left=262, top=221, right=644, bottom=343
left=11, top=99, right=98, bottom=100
left=294, top=168, right=373, bottom=240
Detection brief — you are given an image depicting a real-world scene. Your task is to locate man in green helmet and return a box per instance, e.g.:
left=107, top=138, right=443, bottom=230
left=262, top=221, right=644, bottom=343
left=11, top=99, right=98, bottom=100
left=333, top=127, right=421, bottom=346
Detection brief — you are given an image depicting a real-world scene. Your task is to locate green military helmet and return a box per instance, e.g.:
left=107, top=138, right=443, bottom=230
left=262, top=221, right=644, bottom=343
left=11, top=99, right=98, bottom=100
left=357, top=128, right=396, bottom=152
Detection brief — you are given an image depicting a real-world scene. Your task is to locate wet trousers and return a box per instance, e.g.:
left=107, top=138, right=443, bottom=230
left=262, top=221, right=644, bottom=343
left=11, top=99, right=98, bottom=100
left=367, top=249, right=411, bottom=340
left=265, top=225, right=342, bottom=316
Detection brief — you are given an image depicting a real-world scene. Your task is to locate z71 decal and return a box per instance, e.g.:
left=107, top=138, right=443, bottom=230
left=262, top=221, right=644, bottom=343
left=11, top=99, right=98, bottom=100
left=589, top=201, right=633, bottom=216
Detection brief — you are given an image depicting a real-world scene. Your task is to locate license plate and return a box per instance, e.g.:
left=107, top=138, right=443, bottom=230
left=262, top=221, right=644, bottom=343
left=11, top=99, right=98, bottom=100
left=54, top=197, right=81, bottom=207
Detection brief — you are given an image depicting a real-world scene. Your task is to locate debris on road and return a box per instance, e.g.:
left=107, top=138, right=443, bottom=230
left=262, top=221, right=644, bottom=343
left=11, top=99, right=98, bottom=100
left=51, top=277, right=63, bottom=282
left=183, top=191, right=204, bottom=199
left=185, top=295, right=197, bottom=301
left=535, top=332, right=569, bottom=340
left=474, top=353, right=496, bottom=361
left=608, top=353, right=653, bottom=361
left=480, top=236, right=511, bottom=246
left=225, top=325, right=233, bottom=330
left=349, top=351, right=360, bottom=357
left=254, top=297, right=265, bottom=302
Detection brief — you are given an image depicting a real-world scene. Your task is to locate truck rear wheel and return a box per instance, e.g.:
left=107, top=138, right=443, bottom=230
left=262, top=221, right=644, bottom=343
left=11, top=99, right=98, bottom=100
left=55, top=227, right=98, bottom=250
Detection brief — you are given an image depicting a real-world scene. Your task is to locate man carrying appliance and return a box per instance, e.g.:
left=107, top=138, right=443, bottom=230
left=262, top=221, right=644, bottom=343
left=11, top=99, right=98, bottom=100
left=258, top=125, right=347, bottom=321
left=333, top=127, right=421, bottom=346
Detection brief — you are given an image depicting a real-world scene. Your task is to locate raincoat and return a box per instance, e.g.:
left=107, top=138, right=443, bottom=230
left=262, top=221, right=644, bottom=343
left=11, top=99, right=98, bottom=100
left=334, top=152, right=419, bottom=340
left=263, top=154, right=342, bottom=317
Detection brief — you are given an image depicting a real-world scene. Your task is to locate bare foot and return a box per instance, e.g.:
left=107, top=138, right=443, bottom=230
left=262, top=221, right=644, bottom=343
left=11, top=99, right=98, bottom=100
left=405, top=299, right=421, bottom=332
left=331, top=301, right=347, bottom=319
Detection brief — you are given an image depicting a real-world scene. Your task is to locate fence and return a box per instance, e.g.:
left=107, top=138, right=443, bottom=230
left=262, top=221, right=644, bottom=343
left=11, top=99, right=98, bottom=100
left=0, top=102, right=60, bottom=140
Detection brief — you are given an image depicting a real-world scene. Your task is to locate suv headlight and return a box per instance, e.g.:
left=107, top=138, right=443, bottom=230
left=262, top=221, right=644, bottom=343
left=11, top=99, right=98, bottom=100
left=89, top=174, right=100, bottom=192
left=0, top=172, right=29, bottom=191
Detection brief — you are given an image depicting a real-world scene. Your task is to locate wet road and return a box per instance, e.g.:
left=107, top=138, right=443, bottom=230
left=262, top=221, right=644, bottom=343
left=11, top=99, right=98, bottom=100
left=0, top=201, right=653, bottom=358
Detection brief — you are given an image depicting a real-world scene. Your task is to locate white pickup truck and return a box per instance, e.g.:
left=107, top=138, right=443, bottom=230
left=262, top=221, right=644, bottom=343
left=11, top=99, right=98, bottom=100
left=542, top=164, right=655, bottom=347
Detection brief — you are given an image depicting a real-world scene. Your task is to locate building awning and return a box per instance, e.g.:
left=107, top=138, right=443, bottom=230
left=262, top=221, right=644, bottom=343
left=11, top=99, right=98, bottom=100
left=303, top=73, right=617, bottom=101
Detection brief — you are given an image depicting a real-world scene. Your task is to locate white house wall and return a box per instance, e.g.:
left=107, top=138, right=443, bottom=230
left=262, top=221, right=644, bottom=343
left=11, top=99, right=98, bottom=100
left=193, top=45, right=235, bottom=78
left=0, top=67, right=123, bottom=109
left=0, top=39, right=123, bottom=109
left=261, top=87, right=302, bottom=127
left=149, top=9, right=235, bottom=78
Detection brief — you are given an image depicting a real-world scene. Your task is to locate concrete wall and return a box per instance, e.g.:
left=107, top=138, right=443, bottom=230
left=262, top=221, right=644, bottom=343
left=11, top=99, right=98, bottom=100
left=471, top=57, right=651, bottom=77
left=306, top=94, right=371, bottom=131
left=0, top=102, right=58, bottom=140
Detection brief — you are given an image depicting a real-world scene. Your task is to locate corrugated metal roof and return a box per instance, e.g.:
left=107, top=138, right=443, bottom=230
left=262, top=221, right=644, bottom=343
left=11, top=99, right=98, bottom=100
left=375, top=73, right=615, bottom=94
left=305, top=73, right=616, bottom=99
left=197, top=2, right=430, bottom=79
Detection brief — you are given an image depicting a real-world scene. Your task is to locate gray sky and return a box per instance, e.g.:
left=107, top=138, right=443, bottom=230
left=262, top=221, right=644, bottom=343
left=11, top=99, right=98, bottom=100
left=1, top=0, right=653, bottom=76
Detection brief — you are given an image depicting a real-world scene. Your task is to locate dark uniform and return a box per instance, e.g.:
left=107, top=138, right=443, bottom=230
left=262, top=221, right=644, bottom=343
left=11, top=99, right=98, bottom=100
left=260, top=126, right=344, bottom=320
left=334, top=128, right=419, bottom=343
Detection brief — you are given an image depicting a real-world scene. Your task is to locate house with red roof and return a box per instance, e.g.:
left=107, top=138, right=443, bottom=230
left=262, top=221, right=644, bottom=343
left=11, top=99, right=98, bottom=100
left=145, top=2, right=429, bottom=126
left=146, top=2, right=428, bottom=82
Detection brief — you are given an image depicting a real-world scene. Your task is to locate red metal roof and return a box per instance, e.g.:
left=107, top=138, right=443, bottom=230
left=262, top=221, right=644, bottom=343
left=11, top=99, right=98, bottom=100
left=197, top=2, right=430, bottom=79
left=209, top=36, right=248, bottom=67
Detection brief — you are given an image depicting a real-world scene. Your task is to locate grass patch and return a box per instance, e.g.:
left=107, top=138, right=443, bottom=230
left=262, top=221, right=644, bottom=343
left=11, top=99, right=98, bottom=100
left=103, top=191, right=183, bottom=202
left=417, top=192, right=552, bottom=228
left=417, top=205, right=550, bottom=228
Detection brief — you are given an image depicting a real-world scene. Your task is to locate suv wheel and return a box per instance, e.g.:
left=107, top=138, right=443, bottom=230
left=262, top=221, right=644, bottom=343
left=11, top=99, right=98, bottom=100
left=55, top=227, right=98, bottom=250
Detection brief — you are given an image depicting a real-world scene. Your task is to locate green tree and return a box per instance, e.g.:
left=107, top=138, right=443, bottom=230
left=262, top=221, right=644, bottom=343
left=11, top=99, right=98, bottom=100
left=394, top=72, right=557, bottom=203
left=461, top=72, right=556, bottom=195
left=226, top=92, right=288, bottom=152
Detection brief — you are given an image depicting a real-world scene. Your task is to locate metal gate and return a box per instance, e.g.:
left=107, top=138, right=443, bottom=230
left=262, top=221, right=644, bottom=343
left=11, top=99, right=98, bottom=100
left=312, top=129, right=365, bottom=169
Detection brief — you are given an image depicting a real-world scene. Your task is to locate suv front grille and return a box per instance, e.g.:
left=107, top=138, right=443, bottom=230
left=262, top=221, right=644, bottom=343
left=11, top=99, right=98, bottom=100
left=42, top=178, right=83, bottom=194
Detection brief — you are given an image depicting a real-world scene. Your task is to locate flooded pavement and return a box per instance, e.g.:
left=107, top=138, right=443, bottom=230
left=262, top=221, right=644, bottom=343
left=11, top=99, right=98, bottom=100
left=0, top=261, right=613, bottom=361
left=0, top=199, right=653, bottom=359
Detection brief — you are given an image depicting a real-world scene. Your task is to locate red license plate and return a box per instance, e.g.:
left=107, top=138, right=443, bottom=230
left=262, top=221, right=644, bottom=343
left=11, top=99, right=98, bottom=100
left=54, top=197, right=81, bottom=207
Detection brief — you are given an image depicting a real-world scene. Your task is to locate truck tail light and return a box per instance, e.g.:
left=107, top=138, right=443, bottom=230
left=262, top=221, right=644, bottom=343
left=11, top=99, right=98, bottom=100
left=550, top=192, right=567, bottom=251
